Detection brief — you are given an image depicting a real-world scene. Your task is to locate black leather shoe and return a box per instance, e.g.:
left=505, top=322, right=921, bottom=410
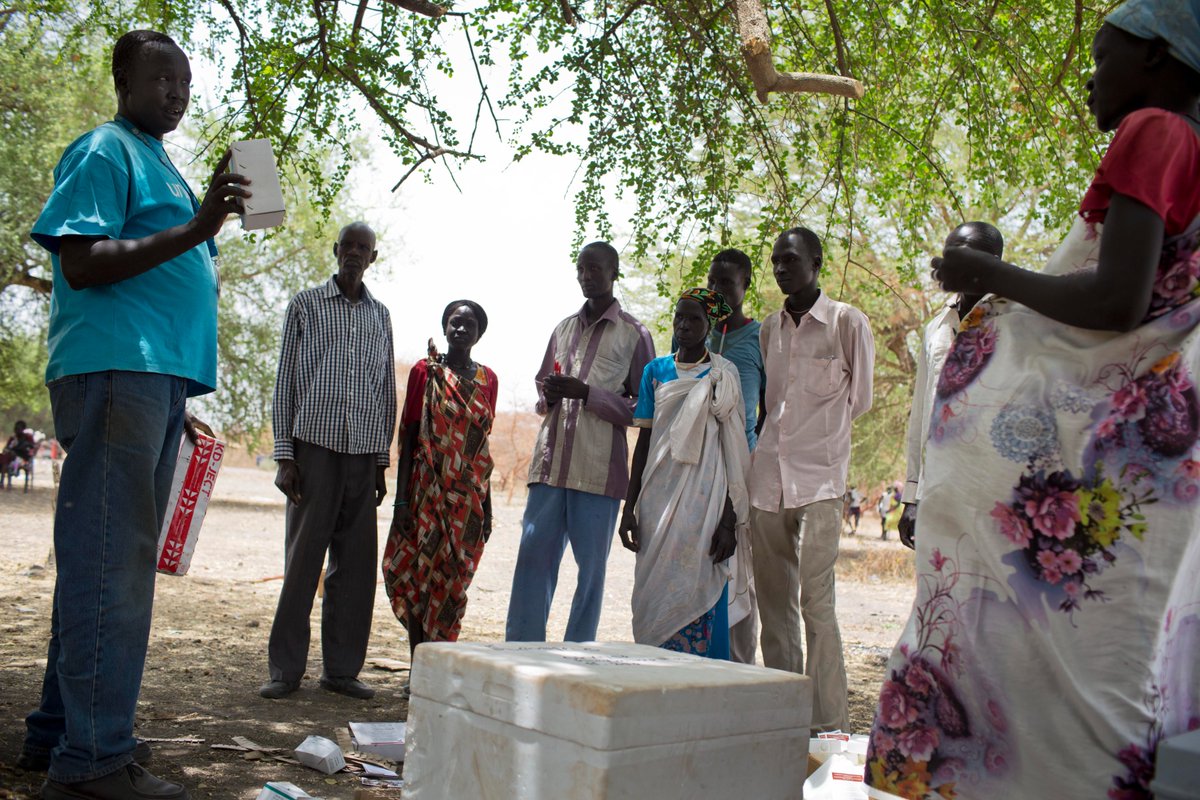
left=319, top=675, right=375, bottom=699
left=41, top=763, right=188, bottom=799
left=259, top=679, right=300, bottom=699
left=17, top=739, right=152, bottom=772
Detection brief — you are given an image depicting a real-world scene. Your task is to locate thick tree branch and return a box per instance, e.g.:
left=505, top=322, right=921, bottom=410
left=381, top=0, right=446, bottom=19
left=351, top=0, right=369, bottom=46
left=2, top=267, right=53, bottom=296
left=559, top=0, right=579, bottom=27
left=735, top=0, right=864, bottom=103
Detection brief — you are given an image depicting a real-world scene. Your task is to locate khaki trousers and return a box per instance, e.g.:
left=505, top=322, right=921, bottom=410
left=751, top=497, right=848, bottom=732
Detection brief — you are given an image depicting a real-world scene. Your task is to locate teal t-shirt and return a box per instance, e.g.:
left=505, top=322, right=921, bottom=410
left=32, top=118, right=219, bottom=396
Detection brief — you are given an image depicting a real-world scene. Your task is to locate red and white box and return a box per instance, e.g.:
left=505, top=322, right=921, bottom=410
left=156, top=432, right=225, bottom=576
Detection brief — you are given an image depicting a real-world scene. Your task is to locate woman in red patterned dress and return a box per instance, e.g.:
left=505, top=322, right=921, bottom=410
left=383, top=300, right=498, bottom=657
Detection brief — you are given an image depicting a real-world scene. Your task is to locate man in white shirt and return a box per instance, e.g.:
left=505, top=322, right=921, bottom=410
left=749, top=227, right=875, bottom=733
left=898, top=222, right=1004, bottom=549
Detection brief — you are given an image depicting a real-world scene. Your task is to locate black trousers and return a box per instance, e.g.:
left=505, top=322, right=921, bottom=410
left=267, top=440, right=377, bottom=682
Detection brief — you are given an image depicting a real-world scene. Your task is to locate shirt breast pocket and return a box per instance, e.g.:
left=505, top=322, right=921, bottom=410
left=587, top=354, right=628, bottom=391
left=803, top=357, right=843, bottom=397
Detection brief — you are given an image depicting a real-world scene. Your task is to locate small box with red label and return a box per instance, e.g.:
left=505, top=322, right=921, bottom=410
left=156, top=432, right=224, bottom=576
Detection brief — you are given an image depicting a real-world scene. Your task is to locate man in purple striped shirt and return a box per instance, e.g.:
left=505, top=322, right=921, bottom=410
left=506, top=242, right=656, bottom=642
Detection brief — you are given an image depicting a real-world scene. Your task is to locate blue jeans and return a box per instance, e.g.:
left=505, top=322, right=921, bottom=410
left=505, top=484, right=619, bottom=642
left=24, top=371, right=187, bottom=782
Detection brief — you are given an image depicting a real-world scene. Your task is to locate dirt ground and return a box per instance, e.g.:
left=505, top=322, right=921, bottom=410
left=0, top=464, right=914, bottom=799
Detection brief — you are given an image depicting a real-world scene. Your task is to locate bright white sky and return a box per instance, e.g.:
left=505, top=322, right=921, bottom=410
left=192, top=19, right=652, bottom=412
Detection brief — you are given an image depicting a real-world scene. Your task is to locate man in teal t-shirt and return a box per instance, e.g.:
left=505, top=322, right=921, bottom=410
left=20, top=29, right=249, bottom=800
left=706, top=248, right=765, bottom=666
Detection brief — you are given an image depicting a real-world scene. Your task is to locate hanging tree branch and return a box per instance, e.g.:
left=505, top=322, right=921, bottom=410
left=734, top=0, right=864, bottom=103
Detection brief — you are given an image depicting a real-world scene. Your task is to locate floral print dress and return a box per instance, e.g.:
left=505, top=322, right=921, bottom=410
left=867, top=109, right=1200, bottom=800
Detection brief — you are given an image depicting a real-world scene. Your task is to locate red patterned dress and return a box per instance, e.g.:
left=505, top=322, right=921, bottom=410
left=382, top=349, right=498, bottom=642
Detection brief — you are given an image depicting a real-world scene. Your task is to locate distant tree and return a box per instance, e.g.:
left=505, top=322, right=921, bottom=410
left=0, top=18, right=111, bottom=298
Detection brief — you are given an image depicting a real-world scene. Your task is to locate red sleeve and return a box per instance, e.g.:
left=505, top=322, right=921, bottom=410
left=400, top=360, right=428, bottom=428
left=484, top=366, right=499, bottom=415
left=1080, top=108, right=1200, bottom=236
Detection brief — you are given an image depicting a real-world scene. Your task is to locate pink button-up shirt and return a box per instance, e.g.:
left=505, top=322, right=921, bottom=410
left=750, top=292, right=875, bottom=511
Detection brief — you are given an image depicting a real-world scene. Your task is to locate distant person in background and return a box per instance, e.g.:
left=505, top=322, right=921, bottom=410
left=706, top=248, right=765, bottom=664
left=384, top=300, right=498, bottom=659
left=19, top=28, right=247, bottom=800
left=750, top=227, right=875, bottom=733
left=506, top=241, right=655, bottom=643
left=620, top=288, right=748, bottom=659
left=262, top=221, right=396, bottom=702
left=2, top=420, right=38, bottom=489
left=897, top=222, right=1003, bottom=549
left=878, top=485, right=902, bottom=540
left=843, top=486, right=863, bottom=535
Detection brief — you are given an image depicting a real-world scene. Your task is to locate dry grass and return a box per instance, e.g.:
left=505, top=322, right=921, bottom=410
left=837, top=540, right=917, bottom=584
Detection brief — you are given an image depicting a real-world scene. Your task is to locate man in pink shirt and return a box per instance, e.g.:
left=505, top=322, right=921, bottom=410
left=749, top=227, right=875, bottom=733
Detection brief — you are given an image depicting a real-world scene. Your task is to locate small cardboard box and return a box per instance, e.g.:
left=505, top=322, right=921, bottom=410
left=156, top=432, right=224, bottom=576
left=349, top=721, right=406, bottom=762
left=295, top=735, right=345, bottom=774
left=255, top=782, right=315, bottom=800
left=230, top=138, right=286, bottom=230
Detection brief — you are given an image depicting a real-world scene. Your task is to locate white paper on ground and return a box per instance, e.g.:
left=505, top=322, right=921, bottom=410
left=803, top=753, right=869, bottom=800
left=361, top=763, right=399, bottom=778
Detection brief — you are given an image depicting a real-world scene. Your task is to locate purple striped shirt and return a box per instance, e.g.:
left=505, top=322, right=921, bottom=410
left=528, top=300, right=656, bottom=499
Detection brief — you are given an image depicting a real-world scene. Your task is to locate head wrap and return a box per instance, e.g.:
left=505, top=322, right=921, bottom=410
left=1107, top=0, right=1200, bottom=74
left=441, top=299, right=489, bottom=337
left=679, top=287, right=733, bottom=324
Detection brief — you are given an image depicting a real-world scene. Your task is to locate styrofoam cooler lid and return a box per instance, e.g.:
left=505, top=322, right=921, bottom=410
left=410, top=641, right=811, bottom=751
left=1150, top=728, right=1200, bottom=800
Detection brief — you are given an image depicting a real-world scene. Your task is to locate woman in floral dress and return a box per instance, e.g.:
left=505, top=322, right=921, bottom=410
left=866, top=3, right=1200, bottom=798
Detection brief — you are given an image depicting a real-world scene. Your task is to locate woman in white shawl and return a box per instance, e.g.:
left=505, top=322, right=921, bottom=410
left=619, top=288, right=751, bottom=659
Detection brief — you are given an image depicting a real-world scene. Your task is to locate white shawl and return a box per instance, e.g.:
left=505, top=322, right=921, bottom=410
left=631, top=354, right=752, bottom=647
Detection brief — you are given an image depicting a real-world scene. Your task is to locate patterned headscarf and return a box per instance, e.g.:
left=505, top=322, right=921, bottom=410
left=1108, top=0, right=1200, bottom=74
left=679, top=287, right=733, bottom=324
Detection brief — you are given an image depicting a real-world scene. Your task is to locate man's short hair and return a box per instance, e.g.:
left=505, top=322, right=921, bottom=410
left=712, top=248, right=753, bottom=288
left=338, top=221, right=376, bottom=245
left=951, top=221, right=1005, bottom=259
left=779, top=227, right=823, bottom=263
left=112, top=30, right=179, bottom=83
left=580, top=241, right=620, bottom=278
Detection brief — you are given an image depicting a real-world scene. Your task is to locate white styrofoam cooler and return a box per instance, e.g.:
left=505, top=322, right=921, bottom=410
left=402, top=641, right=812, bottom=799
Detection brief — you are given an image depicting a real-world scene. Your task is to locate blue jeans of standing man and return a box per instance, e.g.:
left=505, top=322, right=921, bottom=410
left=24, top=371, right=187, bottom=783
left=505, top=483, right=620, bottom=642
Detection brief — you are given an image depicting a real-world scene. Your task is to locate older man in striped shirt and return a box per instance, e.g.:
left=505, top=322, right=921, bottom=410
left=261, top=221, right=396, bottom=701
left=506, top=241, right=655, bottom=643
